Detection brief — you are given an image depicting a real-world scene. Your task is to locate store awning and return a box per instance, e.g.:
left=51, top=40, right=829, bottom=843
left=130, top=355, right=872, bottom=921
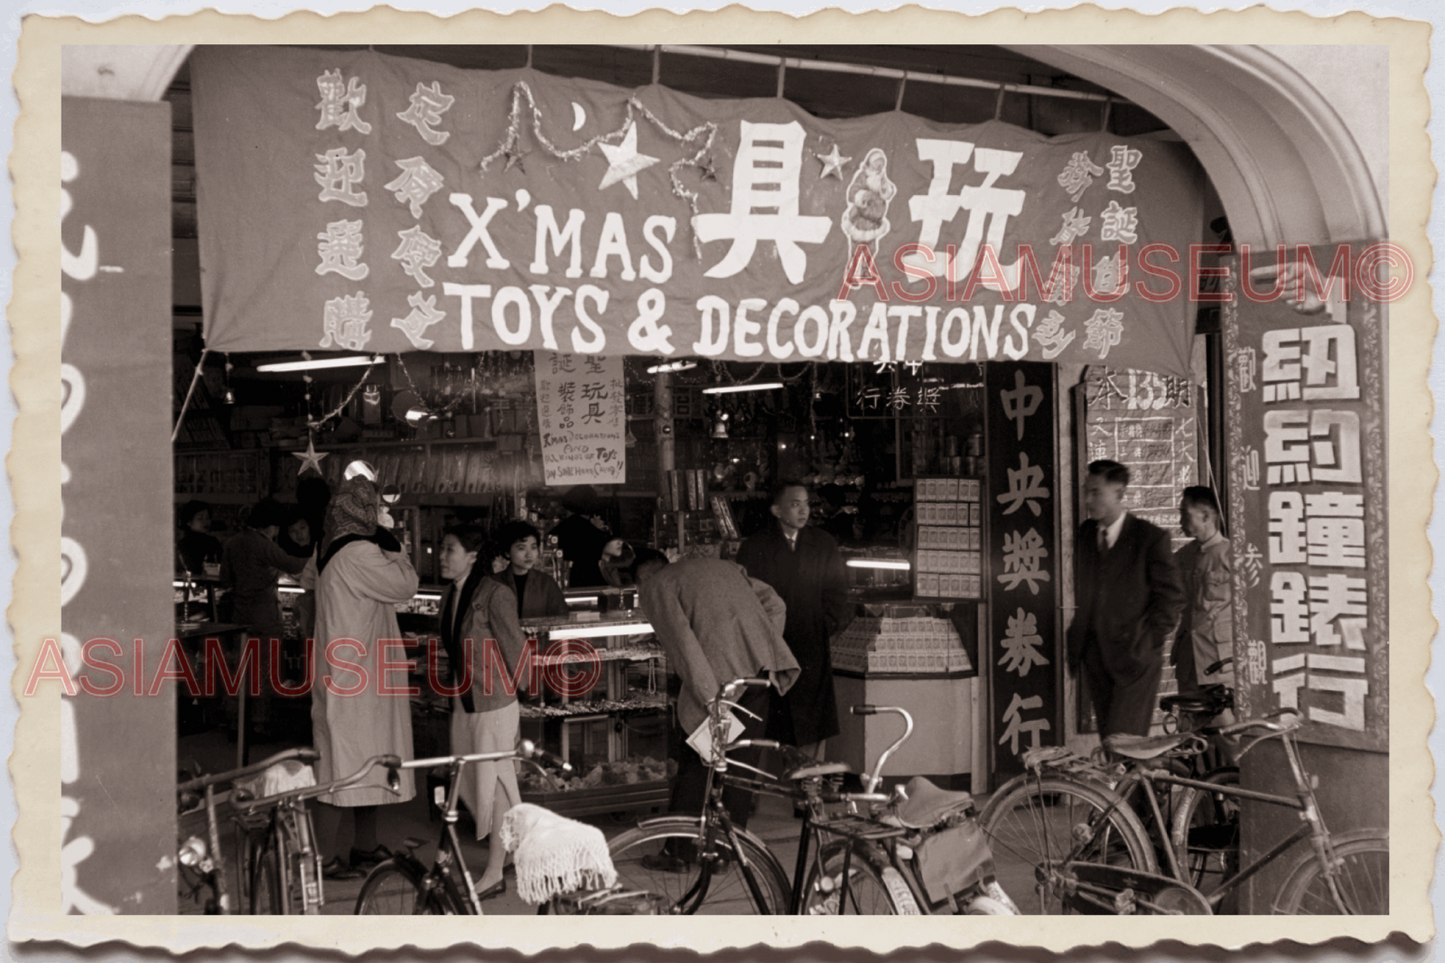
left=192, top=46, right=1204, bottom=379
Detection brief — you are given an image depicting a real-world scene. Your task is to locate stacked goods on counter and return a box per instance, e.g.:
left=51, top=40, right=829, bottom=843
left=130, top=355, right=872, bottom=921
left=518, top=755, right=676, bottom=795
left=831, top=615, right=973, bottom=674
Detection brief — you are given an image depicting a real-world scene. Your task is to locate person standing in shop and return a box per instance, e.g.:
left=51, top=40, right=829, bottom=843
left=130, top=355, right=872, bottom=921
left=310, top=477, right=419, bottom=880
left=600, top=542, right=798, bottom=871
left=488, top=519, right=569, bottom=620
left=439, top=524, right=530, bottom=901
left=736, top=481, right=854, bottom=760
left=177, top=499, right=223, bottom=576
left=219, top=498, right=309, bottom=739
left=1066, top=460, right=1185, bottom=740
left=549, top=484, right=613, bottom=588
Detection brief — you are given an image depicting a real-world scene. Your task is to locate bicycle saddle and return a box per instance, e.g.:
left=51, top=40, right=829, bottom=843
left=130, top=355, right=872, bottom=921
left=891, top=775, right=973, bottom=829
left=1103, top=732, right=1189, bottom=760
left=786, top=761, right=850, bottom=781
left=1159, top=686, right=1230, bottom=715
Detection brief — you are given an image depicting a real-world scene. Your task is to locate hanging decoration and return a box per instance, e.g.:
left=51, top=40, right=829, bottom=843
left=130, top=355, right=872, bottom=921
left=292, top=435, right=329, bottom=476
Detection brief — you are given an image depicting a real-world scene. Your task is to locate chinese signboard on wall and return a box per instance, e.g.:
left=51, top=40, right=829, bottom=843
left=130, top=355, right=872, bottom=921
left=986, top=360, right=1061, bottom=779
left=1222, top=250, right=1387, bottom=752
left=533, top=351, right=626, bottom=485
left=62, top=97, right=177, bottom=912
left=191, top=46, right=1203, bottom=377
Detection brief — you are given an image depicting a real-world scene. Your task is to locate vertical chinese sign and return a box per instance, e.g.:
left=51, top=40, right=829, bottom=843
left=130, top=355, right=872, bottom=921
left=987, top=361, right=1061, bottom=780
left=1222, top=250, right=1387, bottom=751
left=62, top=97, right=176, bottom=911
left=533, top=351, right=627, bottom=485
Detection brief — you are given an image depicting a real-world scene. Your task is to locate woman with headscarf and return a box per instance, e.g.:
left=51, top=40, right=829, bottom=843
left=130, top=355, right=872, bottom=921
left=309, top=477, right=419, bottom=879
left=438, top=523, right=530, bottom=901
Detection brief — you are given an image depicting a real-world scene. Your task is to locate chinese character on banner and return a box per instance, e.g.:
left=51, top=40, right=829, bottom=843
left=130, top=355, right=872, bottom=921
left=1262, top=409, right=1361, bottom=485
left=314, top=147, right=368, bottom=207
left=396, top=81, right=455, bottom=145
left=1057, top=150, right=1105, bottom=202
left=1083, top=307, right=1125, bottom=360
left=391, top=226, right=443, bottom=288
left=1098, top=200, right=1139, bottom=244
left=904, top=140, right=1026, bottom=286
left=997, top=528, right=1051, bottom=594
left=384, top=157, right=446, bottom=218
left=315, top=219, right=368, bottom=280
left=999, top=369, right=1042, bottom=440
left=998, top=692, right=1050, bottom=755
left=319, top=291, right=373, bottom=351
left=1050, top=206, right=1091, bottom=245
left=1106, top=144, right=1143, bottom=193
left=1261, top=324, right=1360, bottom=402
left=998, top=608, right=1050, bottom=677
left=996, top=452, right=1049, bottom=517
left=693, top=120, right=831, bottom=283
left=390, top=292, right=446, bottom=350
left=315, top=69, right=373, bottom=134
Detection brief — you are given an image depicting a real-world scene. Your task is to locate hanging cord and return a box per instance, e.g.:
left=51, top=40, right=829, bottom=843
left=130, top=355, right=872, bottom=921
left=994, top=83, right=1009, bottom=121
left=525, top=45, right=533, bottom=69
left=895, top=72, right=908, bottom=111
left=172, top=347, right=211, bottom=443
left=651, top=45, right=661, bottom=85
left=1100, top=95, right=1113, bottom=132
left=776, top=60, right=786, bottom=98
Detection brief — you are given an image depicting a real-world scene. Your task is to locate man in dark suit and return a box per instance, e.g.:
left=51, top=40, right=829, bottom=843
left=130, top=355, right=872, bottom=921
left=736, top=481, right=854, bottom=759
left=1067, top=460, right=1185, bottom=739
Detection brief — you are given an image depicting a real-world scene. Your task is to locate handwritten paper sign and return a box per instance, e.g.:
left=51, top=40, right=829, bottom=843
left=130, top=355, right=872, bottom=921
left=534, top=351, right=626, bottom=486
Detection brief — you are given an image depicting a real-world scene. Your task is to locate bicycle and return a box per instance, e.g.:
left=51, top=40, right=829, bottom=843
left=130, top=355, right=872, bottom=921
left=355, top=740, right=617, bottom=914
left=176, top=746, right=322, bottom=914
left=231, top=751, right=404, bottom=914
left=979, top=709, right=1388, bottom=915
left=606, top=678, right=1017, bottom=916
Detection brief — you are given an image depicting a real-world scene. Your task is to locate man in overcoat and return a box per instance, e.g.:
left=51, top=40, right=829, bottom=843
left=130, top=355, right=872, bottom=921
left=736, top=481, right=854, bottom=758
left=1067, top=460, right=1185, bottom=739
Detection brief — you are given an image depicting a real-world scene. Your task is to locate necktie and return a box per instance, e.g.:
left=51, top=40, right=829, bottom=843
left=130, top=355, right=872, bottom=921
left=1097, top=525, right=1109, bottom=555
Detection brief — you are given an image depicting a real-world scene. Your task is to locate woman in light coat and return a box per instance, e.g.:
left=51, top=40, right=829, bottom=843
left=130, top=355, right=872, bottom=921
left=311, top=477, right=419, bottom=878
left=439, top=523, right=530, bottom=901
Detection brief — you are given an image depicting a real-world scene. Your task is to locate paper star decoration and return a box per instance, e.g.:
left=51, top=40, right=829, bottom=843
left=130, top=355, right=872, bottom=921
left=598, top=121, right=660, bottom=199
left=816, top=144, right=852, bottom=180
left=293, top=436, right=329, bottom=476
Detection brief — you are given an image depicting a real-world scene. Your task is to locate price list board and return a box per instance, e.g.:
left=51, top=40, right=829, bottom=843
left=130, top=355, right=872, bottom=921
left=912, top=477, right=984, bottom=600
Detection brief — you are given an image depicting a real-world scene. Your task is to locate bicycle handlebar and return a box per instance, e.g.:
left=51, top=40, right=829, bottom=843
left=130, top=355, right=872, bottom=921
left=178, top=747, right=322, bottom=794
left=854, top=705, right=912, bottom=794
left=402, top=739, right=571, bottom=773
left=234, top=752, right=398, bottom=814
left=1218, top=707, right=1301, bottom=738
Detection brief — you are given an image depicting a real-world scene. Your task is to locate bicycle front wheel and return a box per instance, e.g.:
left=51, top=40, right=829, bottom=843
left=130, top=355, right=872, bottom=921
left=355, top=858, right=456, bottom=915
left=980, top=774, right=1157, bottom=914
left=800, top=840, right=916, bottom=915
left=608, top=816, right=791, bottom=914
left=1274, top=830, right=1388, bottom=915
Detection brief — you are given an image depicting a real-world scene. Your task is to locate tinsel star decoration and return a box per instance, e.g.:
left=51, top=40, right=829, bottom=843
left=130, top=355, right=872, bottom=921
left=597, top=120, right=660, bottom=199
left=503, top=142, right=529, bottom=173
left=293, top=435, right=329, bottom=476
left=816, top=143, right=851, bottom=180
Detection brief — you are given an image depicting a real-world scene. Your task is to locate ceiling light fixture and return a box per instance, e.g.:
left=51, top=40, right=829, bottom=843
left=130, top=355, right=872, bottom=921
left=255, top=354, right=384, bottom=373
left=701, top=382, right=785, bottom=395
left=646, top=360, right=699, bottom=374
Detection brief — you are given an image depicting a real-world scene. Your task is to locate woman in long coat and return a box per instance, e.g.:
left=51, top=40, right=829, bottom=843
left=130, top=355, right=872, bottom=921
left=440, top=524, right=530, bottom=900
left=310, top=477, right=419, bottom=878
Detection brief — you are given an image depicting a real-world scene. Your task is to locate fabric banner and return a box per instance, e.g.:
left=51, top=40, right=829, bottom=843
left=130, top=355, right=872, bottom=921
left=192, top=46, right=1203, bottom=377
left=1221, top=250, right=1387, bottom=752
left=533, top=351, right=627, bottom=485
left=62, top=97, right=177, bottom=912
left=986, top=361, right=1061, bottom=780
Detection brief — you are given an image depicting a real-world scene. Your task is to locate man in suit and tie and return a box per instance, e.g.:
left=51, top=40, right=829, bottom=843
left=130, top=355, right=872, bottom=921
left=1067, top=460, right=1185, bottom=739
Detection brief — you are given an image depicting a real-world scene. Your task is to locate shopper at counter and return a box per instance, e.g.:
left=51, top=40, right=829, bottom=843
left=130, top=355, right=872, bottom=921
left=176, top=499, right=223, bottom=575
left=736, top=481, right=853, bottom=760
left=218, top=499, right=309, bottom=707
left=489, top=519, right=569, bottom=620
left=440, top=523, right=531, bottom=900
left=601, top=543, right=798, bottom=870
left=1066, top=460, right=1185, bottom=739
left=310, top=477, right=419, bottom=881
left=550, top=484, right=613, bottom=588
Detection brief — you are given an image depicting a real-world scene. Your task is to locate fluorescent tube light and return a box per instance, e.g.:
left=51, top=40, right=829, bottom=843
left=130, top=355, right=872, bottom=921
left=846, top=559, right=912, bottom=571
left=646, top=361, right=698, bottom=374
left=701, top=382, right=785, bottom=395
left=256, top=355, right=384, bottom=373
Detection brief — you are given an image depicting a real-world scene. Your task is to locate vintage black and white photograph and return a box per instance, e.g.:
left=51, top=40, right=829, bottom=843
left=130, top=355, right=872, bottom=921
left=9, top=4, right=1437, bottom=955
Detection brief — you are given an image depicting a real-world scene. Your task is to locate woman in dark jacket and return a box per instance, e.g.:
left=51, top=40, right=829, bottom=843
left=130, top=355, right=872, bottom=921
left=439, top=524, right=530, bottom=901
left=488, top=519, right=569, bottom=619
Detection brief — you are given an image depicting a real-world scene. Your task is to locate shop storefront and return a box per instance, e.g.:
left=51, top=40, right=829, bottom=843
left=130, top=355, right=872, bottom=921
left=47, top=37, right=1402, bottom=923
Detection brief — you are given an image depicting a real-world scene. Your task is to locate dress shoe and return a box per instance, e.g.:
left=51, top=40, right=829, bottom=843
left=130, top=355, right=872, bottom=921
left=639, top=852, right=689, bottom=874
left=349, top=844, right=392, bottom=869
left=474, top=878, right=506, bottom=901
left=321, top=857, right=364, bottom=880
